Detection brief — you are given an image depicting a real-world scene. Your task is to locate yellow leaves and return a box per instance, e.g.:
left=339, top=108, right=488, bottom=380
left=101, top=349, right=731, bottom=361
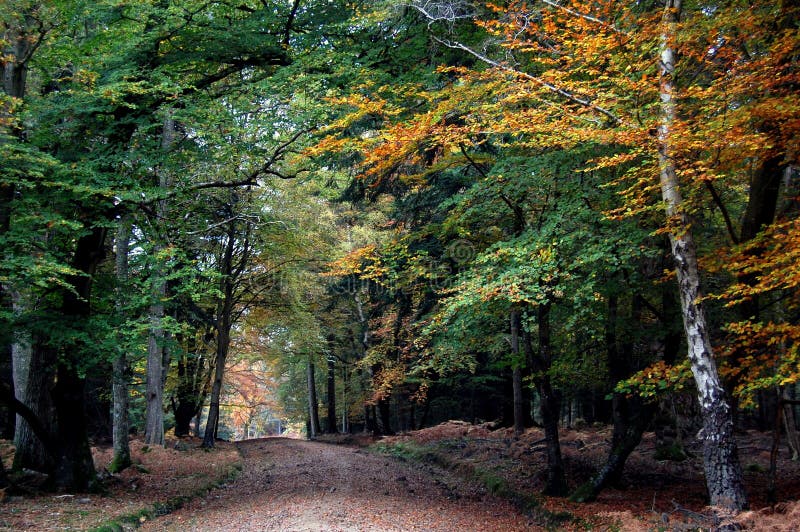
left=718, top=319, right=800, bottom=408
left=324, top=244, right=387, bottom=281
left=585, top=151, right=640, bottom=171
left=709, top=218, right=800, bottom=307
left=616, top=360, right=693, bottom=398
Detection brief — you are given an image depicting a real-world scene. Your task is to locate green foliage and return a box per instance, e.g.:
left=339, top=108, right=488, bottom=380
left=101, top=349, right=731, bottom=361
left=614, top=361, right=694, bottom=400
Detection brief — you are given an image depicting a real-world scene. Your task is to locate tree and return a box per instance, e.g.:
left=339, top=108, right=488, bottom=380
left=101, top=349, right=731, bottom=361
left=110, top=215, right=132, bottom=472
left=654, top=0, right=746, bottom=509
left=1, top=0, right=358, bottom=489
left=400, top=0, right=759, bottom=510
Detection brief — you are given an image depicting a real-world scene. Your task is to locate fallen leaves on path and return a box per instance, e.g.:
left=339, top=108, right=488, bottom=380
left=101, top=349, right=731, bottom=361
left=141, top=438, right=537, bottom=531
left=3, top=422, right=800, bottom=530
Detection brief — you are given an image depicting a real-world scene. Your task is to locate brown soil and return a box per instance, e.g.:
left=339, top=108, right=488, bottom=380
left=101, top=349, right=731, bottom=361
left=0, top=438, right=240, bottom=531
left=139, top=437, right=535, bottom=531
left=2, top=423, right=799, bottom=530
left=380, top=421, right=800, bottom=530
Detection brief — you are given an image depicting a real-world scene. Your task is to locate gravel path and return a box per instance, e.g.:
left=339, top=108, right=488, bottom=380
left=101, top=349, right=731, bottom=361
left=140, top=437, right=536, bottom=531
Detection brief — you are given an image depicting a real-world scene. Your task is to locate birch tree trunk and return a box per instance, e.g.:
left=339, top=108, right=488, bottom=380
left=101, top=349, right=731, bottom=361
left=657, top=0, right=747, bottom=511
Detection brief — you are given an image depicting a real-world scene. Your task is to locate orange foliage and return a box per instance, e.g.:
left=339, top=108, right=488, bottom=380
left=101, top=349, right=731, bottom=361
left=313, top=1, right=800, bottom=408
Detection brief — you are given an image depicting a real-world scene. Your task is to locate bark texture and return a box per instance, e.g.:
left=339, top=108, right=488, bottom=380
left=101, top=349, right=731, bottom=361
left=144, top=287, right=166, bottom=446
left=525, top=303, right=567, bottom=496
left=307, top=358, right=321, bottom=438
left=111, top=216, right=132, bottom=472
left=12, top=341, right=56, bottom=472
left=657, top=0, right=747, bottom=510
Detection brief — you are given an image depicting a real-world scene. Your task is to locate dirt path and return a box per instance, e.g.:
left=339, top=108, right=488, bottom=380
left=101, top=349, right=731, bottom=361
left=140, top=437, right=536, bottom=531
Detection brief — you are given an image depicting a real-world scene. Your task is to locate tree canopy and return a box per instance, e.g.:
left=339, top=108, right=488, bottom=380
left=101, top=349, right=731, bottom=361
left=2, top=0, right=799, bottom=513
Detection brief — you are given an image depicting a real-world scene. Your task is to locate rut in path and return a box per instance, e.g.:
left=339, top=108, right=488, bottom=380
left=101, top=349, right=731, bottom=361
left=140, top=437, right=537, bottom=531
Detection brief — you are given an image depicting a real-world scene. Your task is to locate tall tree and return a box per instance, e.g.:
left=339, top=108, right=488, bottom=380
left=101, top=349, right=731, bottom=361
left=110, top=215, right=132, bottom=472
left=655, top=0, right=745, bottom=509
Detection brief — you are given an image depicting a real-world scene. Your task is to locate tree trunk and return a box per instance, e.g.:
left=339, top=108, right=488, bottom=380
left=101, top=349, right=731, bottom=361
left=572, top=294, right=655, bottom=502
left=51, top=362, right=96, bottom=491
left=326, top=355, right=337, bottom=433
left=4, top=11, right=56, bottom=475
left=341, top=363, right=348, bottom=433
left=378, top=397, right=393, bottom=435
left=50, top=226, right=107, bottom=491
left=203, top=323, right=230, bottom=447
left=173, top=341, right=210, bottom=438
left=144, top=288, right=166, bottom=446
left=307, top=358, right=321, bottom=439
left=657, top=0, right=747, bottom=510
left=525, top=302, right=568, bottom=496
left=110, top=216, right=132, bottom=472
left=144, top=117, right=177, bottom=446
left=201, top=203, right=248, bottom=448
left=572, top=393, right=654, bottom=502
left=782, top=388, right=800, bottom=461
left=511, top=310, right=525, bottom=437
left=202, top=285, right=234, bottom=447
left=12, top=338, right=56, bottom=472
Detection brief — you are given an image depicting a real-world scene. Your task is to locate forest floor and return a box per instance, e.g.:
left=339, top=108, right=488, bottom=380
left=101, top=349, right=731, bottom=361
left=1, top=422, right=799, bottom=530
left=370, top=421, right=800, bottom=530
left=0, top=438, right=242, bottom=530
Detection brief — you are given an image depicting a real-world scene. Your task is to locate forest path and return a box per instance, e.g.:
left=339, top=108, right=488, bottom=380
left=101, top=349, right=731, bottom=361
left=139, top=437, right=536, bottom=531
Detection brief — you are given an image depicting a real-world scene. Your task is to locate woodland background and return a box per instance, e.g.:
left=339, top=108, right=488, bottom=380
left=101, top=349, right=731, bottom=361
left=1, top=0, right=799, bottom=518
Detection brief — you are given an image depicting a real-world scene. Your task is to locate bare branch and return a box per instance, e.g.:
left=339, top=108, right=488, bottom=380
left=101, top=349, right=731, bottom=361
left=540, top=0, right=627, bottom=35
left=431, top=35, right=624, bottom=126
left=409, top=2, right=626, bottom=125
left=410, top=1, right=475, bottom=24
left=136, top=128, right=312, bottom=207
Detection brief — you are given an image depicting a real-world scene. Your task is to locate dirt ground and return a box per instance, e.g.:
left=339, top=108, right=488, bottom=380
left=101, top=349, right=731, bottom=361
left=140, top=437, right=536, bottom=531
left=2, top=423, right=799, bottom=530
left=0, top=438, right=241, bottom=531
left=379, top=421, right=800, bottom=530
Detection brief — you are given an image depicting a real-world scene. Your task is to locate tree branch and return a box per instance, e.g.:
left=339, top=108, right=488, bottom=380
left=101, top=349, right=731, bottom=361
left=428, top=35, right=625, bottom=126
left=703, top=180, right=739, bottom=245
left=283, top=0, right=302, bottom=48
left=0, top=384, right=58, bottom=457
left=540, top=0, right=627, bottom=36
